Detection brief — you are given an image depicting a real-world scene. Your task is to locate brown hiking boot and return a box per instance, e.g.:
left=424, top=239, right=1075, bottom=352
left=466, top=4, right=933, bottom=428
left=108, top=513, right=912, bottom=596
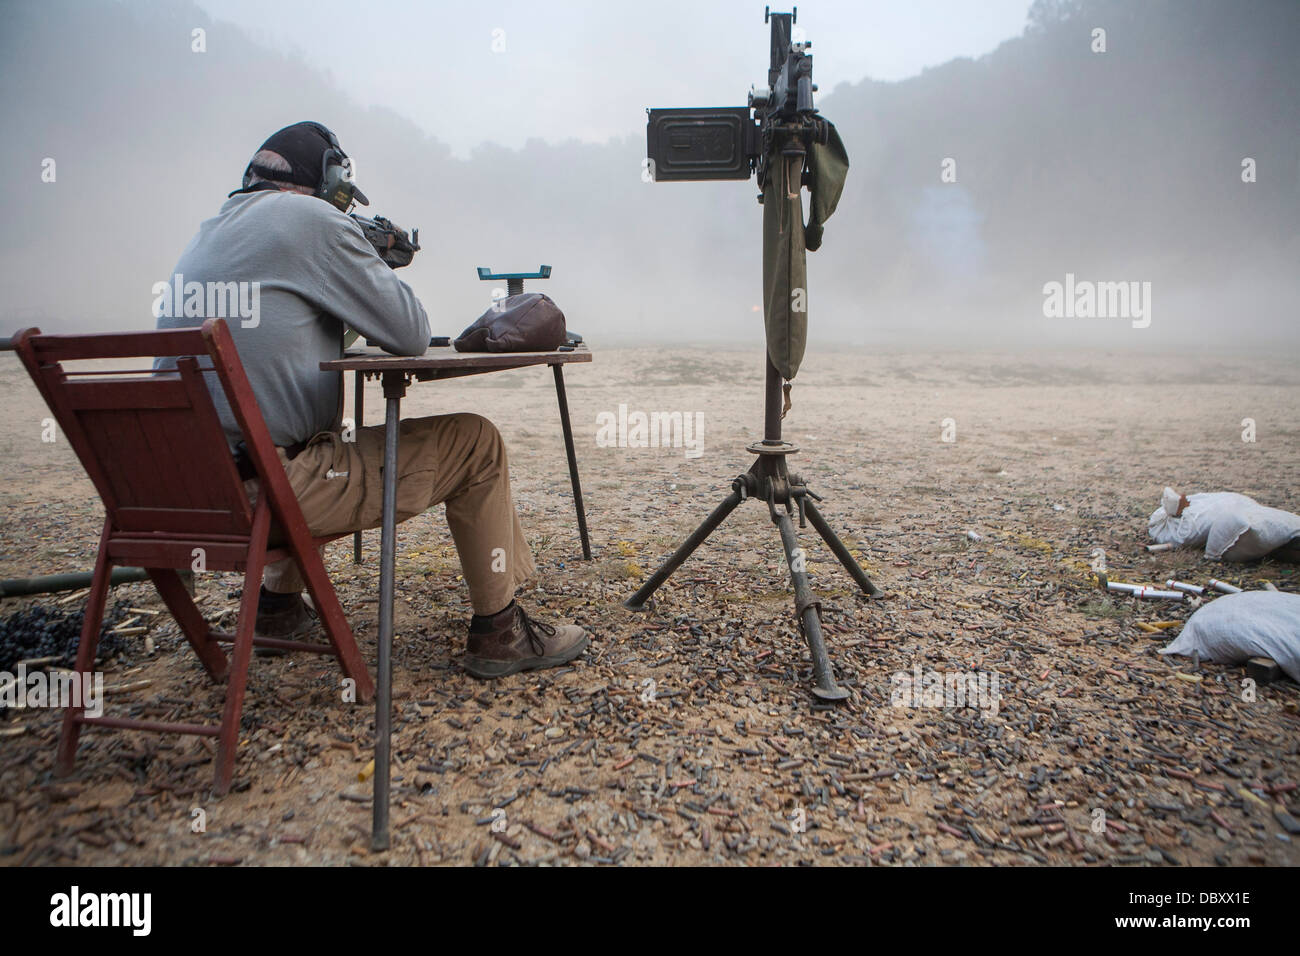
left=254, top=588, right=317, bottom=654
left=464, top=601, right=589, bottom=679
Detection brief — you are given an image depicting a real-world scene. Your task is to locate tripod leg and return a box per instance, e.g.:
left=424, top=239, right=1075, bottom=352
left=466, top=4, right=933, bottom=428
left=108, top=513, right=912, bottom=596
left=773, top=509, right=849, bottom=701
left=804, top=500, right=882, bottom=597
left=624, top=487, right=744, bottom=610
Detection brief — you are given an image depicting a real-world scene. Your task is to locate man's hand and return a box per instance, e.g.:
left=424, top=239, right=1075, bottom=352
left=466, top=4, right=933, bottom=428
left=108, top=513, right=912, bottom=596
left=350, top=214, right=420, bottom=269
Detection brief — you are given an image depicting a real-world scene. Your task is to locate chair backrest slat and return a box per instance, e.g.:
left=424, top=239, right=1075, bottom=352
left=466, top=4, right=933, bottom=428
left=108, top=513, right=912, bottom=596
left=175, top=356, right=253, bottom=519
left=135, top=405, right=221, bottom=510
left=62, top=377, right=192, bottom=411
left=82, top=408, right=164, bottom=513
left=28, top=329, right=225, bottom=362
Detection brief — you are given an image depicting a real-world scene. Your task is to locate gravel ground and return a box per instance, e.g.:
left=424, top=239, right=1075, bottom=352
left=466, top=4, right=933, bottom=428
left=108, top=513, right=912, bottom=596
left=1, top=346, right=1298, bottom=866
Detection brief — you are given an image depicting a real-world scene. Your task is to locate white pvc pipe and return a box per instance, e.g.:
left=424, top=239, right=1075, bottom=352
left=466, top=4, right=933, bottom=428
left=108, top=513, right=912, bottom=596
left=1165, top=580, right=1205, bottom=596
left=1208, top=579, right=1242, bottom=594
left=1107, top=581, right=1183, bottom=600
left=1132, top=588, right=1186, bottom=601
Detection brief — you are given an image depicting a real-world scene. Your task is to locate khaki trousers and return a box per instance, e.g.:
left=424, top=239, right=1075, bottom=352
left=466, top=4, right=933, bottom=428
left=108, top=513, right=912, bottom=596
left=248, top=413, right=536, bottom=615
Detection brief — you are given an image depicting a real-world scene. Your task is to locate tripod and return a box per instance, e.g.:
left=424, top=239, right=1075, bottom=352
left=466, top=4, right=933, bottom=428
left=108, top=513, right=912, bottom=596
left=624, top=356, right=882, bottom=700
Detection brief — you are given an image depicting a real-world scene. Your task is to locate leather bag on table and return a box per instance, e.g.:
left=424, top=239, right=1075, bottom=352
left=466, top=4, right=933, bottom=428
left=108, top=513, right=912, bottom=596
left=454, top=292, right=567, bottom=352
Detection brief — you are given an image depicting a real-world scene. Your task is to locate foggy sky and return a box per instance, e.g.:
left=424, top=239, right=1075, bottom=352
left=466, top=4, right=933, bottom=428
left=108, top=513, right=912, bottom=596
left=191, top=0, right=1036, bottom=158
left=1, top=0, right=1296, bottom=354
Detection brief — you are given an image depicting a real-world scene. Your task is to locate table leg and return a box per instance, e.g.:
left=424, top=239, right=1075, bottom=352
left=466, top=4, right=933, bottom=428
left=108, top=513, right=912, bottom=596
left=552, top=364, right=592, bottom=560
left=372, top=371, right=404, bottom=852
left=353, top=370, right=364, bottom=565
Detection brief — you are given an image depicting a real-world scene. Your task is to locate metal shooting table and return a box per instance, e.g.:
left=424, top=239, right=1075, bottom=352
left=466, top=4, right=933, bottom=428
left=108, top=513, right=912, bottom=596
left=320, top=343, right=592, bottom=851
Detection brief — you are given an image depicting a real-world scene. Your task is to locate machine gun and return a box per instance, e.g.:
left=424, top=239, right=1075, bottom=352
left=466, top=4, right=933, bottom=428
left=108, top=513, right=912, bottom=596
left=644, top=6, right=829, bottom=192
left=633, top=7, right=878, bottom=703
left=350, top=214, right=420, bottom=269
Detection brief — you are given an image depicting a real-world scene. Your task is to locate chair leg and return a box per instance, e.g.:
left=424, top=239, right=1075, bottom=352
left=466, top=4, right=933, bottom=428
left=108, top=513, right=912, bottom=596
left=213, top=499, right=272, bottom=795
left=298, top=546, right=375, bottom=704
left=55, top=519, right=113, bottom=776
left=147, top=568, right=229, bottom=681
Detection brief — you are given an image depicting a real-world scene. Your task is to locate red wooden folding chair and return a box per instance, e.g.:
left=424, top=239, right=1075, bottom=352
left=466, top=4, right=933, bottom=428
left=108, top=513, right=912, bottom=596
left=11, top=318, right=374, bottom=794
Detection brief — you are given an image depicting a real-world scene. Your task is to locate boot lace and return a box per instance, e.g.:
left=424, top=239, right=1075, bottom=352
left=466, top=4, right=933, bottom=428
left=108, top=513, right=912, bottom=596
left=517, top=605, right=556, bottom=657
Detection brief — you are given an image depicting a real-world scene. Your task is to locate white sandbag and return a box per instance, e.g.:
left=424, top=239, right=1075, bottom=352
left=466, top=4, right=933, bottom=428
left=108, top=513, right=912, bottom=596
left=1148, top=491, right=1300, bottom=561
left=1160, top=591, right=1300, bottom=681
left=1147, top=491, right=1219, bottom=549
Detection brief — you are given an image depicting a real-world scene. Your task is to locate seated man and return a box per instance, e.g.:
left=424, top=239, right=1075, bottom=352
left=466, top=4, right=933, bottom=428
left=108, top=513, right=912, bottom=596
left=155, top=121, right=587, bottom=678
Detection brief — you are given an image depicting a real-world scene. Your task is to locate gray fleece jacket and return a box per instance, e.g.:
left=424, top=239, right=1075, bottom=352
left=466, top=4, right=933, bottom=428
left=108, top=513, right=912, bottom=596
left=155, top=189, right=430, bottom=449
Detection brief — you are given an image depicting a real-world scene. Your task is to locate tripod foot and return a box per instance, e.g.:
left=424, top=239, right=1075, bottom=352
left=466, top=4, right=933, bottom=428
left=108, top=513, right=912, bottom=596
left=812, top=683, right=851, bottom=702
left=799, top=603, right=850, bottom=701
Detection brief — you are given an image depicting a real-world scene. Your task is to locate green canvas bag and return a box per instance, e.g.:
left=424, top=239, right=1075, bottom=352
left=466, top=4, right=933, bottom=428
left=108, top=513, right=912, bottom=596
left=761, top=121, right=848, bottom=381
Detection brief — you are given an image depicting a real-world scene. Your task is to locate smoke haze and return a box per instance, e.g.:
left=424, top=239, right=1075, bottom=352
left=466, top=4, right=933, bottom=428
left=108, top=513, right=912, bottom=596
left=2, top=0, right=1296, bottom=355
